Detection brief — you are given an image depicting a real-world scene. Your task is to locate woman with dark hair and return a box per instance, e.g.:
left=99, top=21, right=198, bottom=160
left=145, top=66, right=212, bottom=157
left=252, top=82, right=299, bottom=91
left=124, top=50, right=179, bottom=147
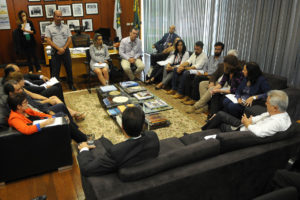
left=186, top=55, right=243, bottom=114
left=89, top=33, right=110, bottom=85
left=154, top=40, right=190, bottom=89
left=222, top=62, right=270, bottom=118
left=17, top=10, right=41, bottom=73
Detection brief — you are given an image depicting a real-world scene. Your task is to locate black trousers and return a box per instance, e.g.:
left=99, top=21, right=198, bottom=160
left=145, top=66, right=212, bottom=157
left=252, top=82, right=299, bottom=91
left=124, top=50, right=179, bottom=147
left=270, top=170, right=300, bottom=194
left=40, top=83, right=65, bottom=103
left=201, top=111, right=241, bottom=132
left=184, top=74, right=209, bottom=100
left=210, top=94, right=225, bottom=115
left=150, top=53, right=169, bottom=66
left=149, top=64, right=164, bottom=83
left=51, top=48, right=73, bottom=85
left=24, top=44, right=41, bottom=72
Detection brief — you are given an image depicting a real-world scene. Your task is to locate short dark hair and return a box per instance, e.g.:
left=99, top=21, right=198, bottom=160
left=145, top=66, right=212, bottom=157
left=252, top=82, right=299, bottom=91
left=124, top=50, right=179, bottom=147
left=174, top=40, right=186, bottom=56
left=4, top=80, right=18, bottom=95
left=2, top=66, right=16, bottom=84
left=195, top=41, right=204, bottom=48
left=7, top=71, right=24, bottom=83
left=245, top=62, right=263, bottom=85
left=7, top=92, right=27, bottom=111
left=130, top=27, right=139, bottom=33
left=214, top=42, right=224, bottom=49
left=122, top=107, right=145, bottom=137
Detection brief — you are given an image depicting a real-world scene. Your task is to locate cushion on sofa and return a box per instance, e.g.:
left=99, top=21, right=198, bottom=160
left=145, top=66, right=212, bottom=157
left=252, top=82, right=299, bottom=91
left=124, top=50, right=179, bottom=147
left=159, top=137, right=185, bottom=154
left=118, top=139, right=220, bottom=181
left=263, top=73, right=287, bottom=90
left=217, top=123, right=300, bottom=153
left=179, top=129, right=220, bottom=145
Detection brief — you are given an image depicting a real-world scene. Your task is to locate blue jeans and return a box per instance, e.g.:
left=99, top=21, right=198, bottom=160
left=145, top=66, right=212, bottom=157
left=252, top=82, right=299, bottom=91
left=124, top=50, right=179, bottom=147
left=171, top=69, right=190, bottom=95
left=223, top=97, right=245, bottom=119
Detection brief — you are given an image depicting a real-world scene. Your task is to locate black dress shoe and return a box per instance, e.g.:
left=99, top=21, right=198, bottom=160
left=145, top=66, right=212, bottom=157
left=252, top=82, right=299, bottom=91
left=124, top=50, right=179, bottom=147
left=32, top=195, right=47, bottom=200
left=69, top=85, right=77, bottom=91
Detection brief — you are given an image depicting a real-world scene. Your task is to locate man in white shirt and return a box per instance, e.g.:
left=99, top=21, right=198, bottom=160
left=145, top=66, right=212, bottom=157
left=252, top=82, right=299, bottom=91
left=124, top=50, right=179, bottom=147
left=119, top=28, right=144, bottom=81
left=167, top=41, right=208, bottom=99
left=202, top=90, right=291, bottom=137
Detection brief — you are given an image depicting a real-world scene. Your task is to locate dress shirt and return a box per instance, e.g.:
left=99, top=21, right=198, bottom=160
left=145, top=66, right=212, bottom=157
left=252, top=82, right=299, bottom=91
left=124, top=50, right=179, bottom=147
left=119, top=36, right=143, bottom=60
left=240, top=112, right=291, bottom=137
left=186, top=52, right=208, bottom=70
left=45, top=22, right=72, bottom=48
left=204, top=56, right=224, bottom=75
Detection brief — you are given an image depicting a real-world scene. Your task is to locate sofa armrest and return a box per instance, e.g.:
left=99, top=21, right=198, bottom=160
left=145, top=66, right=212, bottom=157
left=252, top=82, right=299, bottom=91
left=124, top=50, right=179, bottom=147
left=0, top=123, right=73, bottom=182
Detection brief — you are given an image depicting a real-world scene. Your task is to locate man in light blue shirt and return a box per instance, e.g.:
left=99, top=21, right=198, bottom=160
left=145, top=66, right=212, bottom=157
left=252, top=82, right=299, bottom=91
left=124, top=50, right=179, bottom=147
left=119, top=28, right=144, bottom=80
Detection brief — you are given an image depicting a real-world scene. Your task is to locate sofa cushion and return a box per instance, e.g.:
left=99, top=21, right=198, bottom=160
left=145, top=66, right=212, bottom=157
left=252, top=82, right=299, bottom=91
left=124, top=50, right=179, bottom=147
left=159, top=137, right=185, bottom=154
left=263, top=73, right=287, bottom=90
left=118, top=139, right=220, bottom=181
left=217, top=123, right=300, bottom=153
left=179, top=129, right=220, bottom=145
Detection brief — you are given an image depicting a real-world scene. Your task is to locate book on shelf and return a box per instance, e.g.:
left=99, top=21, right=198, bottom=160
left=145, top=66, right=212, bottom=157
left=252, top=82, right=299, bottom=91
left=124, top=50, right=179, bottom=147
left=133, top=91, right=154, bottom=100
left=100, top=85, right=117, bottom=93
left=144, top=99, right=168, bottom=109
left=120, top=81, right=139, bottom=88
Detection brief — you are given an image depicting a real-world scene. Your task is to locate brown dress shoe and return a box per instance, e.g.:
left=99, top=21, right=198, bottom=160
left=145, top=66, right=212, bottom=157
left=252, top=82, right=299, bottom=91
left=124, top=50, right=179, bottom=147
left=166, top=90, right=176, bottom=95
left=183, top=100, right=196, bottom=105
left=180, top=96, right=190, bottom=102
left=173, top=93, right=184, bottom=99
left=186, top=106, right=196, bottom=114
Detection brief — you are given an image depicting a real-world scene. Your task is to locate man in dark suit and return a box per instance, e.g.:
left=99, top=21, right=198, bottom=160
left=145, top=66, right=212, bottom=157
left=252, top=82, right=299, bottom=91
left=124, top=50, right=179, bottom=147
left=153, top=25, right=179, bottom=53
left=77, top=107, right=160, bottom=177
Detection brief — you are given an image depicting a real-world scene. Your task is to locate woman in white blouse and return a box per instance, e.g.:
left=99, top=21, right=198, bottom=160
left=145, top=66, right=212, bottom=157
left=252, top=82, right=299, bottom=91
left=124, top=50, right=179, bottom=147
left=155, top=40, right=189, bottom=89
left=89, top=34, right=110, bottom=85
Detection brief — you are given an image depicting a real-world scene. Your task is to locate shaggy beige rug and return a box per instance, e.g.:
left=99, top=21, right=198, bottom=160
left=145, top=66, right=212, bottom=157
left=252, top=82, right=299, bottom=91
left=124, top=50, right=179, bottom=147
left=64, top=85, right=206, bottom=144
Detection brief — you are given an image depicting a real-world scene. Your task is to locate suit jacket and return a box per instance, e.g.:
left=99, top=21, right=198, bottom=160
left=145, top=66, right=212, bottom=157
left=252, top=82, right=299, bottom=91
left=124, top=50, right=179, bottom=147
left=77, top=131, right=160, bottom=177
left=154, top=32, right=179, bottom=53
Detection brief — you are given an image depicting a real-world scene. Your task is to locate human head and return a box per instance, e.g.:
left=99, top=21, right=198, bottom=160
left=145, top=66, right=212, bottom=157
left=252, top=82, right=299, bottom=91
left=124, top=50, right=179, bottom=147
left=169, top=25, right=176, bottom=34
left=53, top=10, right=62, bottom=25
left=93, top=33, right=103, bottom=47
left=18, top=10, right=27, bottom=23
left=4, top=80, right=22, bottom=96
left=227, top=49, right=238, bottom=57
left=7, top=92, right=28, bottom=112
left=7, top=71, right=25, bottom=88
left=266, top=90, right=289, bottom=114
left=223, top=55, right=239, bottom=74
left=194, top=41, right=204, bottom=56
left=243, top=62, right=262, bottom=84
left=214, top=42, right=224, bottom=57
left=2, top=64, right=20, bottom=84
left=122, top=107, right=145, bottom=137
left=129, top=28, right=139, bottom=41
left=174, top=40, right=186, bottom=55
left=173, top=37, right=181, bottom=47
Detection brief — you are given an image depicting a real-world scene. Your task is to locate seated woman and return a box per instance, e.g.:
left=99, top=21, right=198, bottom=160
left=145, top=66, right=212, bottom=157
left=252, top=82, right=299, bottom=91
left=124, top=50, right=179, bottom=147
left=186, top=55, right=243, bottom=114
left=154, top=40, right=189, bottom=89
left=7, top=92, right=87, bottom=143
left=89, top=33, right=110, bottom=85
left=146, top=37, right=182, bottom=84
left=223, top=62, right=270, bottom=118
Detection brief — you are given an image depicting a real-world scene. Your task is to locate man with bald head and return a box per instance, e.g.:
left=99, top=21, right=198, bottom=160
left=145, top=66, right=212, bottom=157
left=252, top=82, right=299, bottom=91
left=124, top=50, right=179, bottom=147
left=45, top=10, right=76, bottom=91
left=152, top=25, right=179, bottom=53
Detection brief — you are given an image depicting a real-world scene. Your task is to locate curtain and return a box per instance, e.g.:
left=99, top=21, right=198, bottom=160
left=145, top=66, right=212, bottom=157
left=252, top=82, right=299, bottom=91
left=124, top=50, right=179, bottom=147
left=142, top=0, right=300, bottom=87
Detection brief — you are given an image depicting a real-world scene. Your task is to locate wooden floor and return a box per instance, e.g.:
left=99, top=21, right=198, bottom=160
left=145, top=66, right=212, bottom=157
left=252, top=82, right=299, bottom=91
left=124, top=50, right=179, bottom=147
left=0, top=65, right=91, bottom=200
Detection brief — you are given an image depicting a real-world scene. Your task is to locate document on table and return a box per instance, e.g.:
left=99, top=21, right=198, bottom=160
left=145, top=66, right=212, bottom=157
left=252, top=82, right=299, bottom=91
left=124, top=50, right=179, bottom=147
left=157, top=60, right=169, bottom=66
left=93, top=63, right=107, bottom=68
left=204, top=134, right=217, bottom=140
left=33, top=117, right=64, bottom=128
left=189, top=70, right=204, bottom=75
left=225, top=94, right=238, bottom=104
left=41, top=77, right=59, bottom=88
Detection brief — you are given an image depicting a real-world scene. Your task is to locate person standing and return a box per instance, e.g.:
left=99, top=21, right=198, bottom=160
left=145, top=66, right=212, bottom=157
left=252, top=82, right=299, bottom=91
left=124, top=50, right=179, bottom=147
left=119, top=28, right=144, bottom=81
left=17, top=10, right=41, bottom=74
left=45, top=10, right=76, bottom=91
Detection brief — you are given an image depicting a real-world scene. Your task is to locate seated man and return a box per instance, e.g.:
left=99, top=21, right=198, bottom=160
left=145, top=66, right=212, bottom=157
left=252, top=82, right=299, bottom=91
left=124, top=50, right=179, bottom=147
left=119, top=28, right=145, bottom=81
left=77, top=107, right=160, bottom=176
left=4, top=64, right=65, bottom=102
left=152, top=25, right=179, bottom=53
left=167, top=41, right=208, bottom=99
left=202, top=90, right=291, bottom=137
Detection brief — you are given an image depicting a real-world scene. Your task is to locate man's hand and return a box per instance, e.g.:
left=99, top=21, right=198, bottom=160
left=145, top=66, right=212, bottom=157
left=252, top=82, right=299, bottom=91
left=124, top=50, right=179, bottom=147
left=42, top=76, right=49, bottom=82
left=40, top=118, right=55, bottom=128
left=166, top=64, right=173, bottom=71
left=211, top=88, right=220, bottom=95
left=128, top=58, right=136, bottom=64
left=48, top=111, right=55, bottom=115
left=208, top=82, right=215, bottom=88
left=57, top=48, right=65, bottom=55
left=241, top=114, right=252, bottom=128
left=78, top=142, right=96, bottom=151
left=167, top=42, right=172, bottom=47
left=152, top=45, right=155, bottom=49
left=196, top=71, right=203, bottom=76
left=177, top=66, right=185, bottom=73
left=245, top=96, right=254, bottom=107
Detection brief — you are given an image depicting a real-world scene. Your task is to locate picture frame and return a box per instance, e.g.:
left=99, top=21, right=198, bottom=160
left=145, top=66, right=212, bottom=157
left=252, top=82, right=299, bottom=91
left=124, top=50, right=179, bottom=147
left=82, top=19, right=93, bottom=32
left=85, top=3, right=98, bottom=15
left=58, top=5, right=72, bottom=17
left=39, top=21, right=51, bottom=35
left=44, top=0, right=56, bottom=2
left=67, top=19, right=80, bottom=31
left=45, top=4, right=56, bottom=18
left=72, top=3, right=83, bottom=17
left=28, top=5, right=43, bottom=18
left=28, top=0, right=41, bottom=2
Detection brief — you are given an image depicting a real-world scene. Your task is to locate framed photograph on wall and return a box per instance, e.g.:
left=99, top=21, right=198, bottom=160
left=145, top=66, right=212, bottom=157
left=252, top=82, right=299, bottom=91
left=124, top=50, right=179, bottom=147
left=67, top=19, right=80, bottom=31
left=44, top=0, right=56, bottom=2
left=82, top=19, right=93, bottom=32
left=39, top=21, right=51, bottom=35
left=45, top=4, right=56, bottom=18
left=58, top=5, right=72, bottom=17
left=85, top=3, right=98, bottom=15
left=72, top=3, right=83, bottom=17
left=28, top=5, right=43, bottom=17
left=28, top=0, right=41, bottom=2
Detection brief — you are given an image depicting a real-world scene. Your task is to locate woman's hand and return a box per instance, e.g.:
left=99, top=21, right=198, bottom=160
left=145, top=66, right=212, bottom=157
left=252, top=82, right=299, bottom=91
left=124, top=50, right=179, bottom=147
left=238, top=98, right=244, bottom=105
left=166, top=64, right=173, bottom=71
left=40, top=118, right=55, bottom=128
left=245, top=96, right=254, bottom=107
left=211, top=88, right=220, bottom=95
